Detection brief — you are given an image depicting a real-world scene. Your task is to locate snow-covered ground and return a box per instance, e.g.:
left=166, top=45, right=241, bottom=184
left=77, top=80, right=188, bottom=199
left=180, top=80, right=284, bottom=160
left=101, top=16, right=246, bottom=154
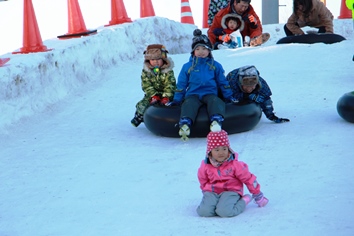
left=0, top=1, right=354, bottom=235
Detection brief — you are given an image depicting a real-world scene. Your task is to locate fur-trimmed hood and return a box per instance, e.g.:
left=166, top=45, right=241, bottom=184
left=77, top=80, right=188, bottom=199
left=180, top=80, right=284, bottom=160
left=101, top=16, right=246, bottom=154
left=221, top=13, right=244, bottom=31
left=143, top=57, right=174, bottom=74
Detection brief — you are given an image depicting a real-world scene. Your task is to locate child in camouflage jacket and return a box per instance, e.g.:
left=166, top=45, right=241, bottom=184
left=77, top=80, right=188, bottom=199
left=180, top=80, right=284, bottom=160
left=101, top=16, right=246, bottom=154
left=131, top=44, right=176, bottom=127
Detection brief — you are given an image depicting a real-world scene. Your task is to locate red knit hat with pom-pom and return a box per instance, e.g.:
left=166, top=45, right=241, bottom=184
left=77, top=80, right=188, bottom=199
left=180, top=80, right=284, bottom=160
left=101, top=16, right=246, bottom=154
left=206, top=130, right=234, bottom=156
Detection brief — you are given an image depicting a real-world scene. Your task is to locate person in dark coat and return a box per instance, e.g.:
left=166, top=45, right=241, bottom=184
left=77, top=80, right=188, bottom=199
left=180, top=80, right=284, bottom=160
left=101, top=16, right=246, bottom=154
left=226, top=65, right=290, bottom=123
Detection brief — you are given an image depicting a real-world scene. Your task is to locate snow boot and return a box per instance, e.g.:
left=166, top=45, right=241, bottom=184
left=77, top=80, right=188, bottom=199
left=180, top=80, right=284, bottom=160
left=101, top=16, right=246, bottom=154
left=241, top=194, right=252, bottom=205
left=178, top=117, right=192, bottom=141
left=131, top=112, right=144, bottom=127
left=210, top=114, right=224, bottom=132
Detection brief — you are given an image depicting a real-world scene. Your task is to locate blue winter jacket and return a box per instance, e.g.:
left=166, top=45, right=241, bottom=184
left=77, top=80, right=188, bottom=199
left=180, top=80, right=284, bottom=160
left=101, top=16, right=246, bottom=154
left=173, top=56, right=233, bottom=103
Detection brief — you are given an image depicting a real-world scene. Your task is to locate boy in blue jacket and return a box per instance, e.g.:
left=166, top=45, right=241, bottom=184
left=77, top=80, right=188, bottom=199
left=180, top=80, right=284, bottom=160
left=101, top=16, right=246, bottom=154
left=167, top=29, right=237, bottom=141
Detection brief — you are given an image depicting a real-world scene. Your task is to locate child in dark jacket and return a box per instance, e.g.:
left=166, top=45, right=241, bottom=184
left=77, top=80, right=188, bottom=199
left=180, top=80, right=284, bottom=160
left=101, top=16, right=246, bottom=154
left=167, top=29, right=237, bottom=141
left=226, top=65, right=290, bottom=123
left=197, top=130, right=268, bottom=217
left=131, top=44, right=176, bottom=127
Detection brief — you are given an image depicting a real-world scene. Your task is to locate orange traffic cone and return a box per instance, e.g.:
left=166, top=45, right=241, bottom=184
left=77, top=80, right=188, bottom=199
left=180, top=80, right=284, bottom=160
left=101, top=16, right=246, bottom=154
left=140, top=0, right=155, bottom=18
left=57, top=0, right=97, bottom=39
left=0, top=58, right=10, bottom=67
left=105, top=0, right=132, bottom=26
left=181, top=0, right=195, bottom=24
left=12, top=0, right=51, bottom=54
left=202, top=0, right=210, bottom=28
left=339, top=0, right=352, bottom=19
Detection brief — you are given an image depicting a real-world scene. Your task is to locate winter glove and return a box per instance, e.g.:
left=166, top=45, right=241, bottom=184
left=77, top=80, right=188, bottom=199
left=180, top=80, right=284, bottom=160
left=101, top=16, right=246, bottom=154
left=150, top=95, right=161, bottom=105
left=218, top=34, right=231, bottom=43
left=247, top=14, right=257, bottom=28
left=213, top=28, right=224, bottom=36
left=252, top=192, right=269, bottom=207
left=165, top=100, right=181, bottom=106
left=160, top=97, right=170, bottom=105
left=248, top=93, right=265, bottom=103
left=268, top=114, right=290, bottom=123
left=226, top=97, right=239, bottom=104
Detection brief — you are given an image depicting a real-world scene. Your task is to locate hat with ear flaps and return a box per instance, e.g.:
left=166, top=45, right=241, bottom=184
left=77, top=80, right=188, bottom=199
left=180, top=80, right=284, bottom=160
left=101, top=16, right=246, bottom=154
left=191, top=29, right=213, bottom=53
left=143, top=44, right=171, bottom=70
left=238, top=65, right=260, bottom=86
left=144, top=44, right=168, bottom=60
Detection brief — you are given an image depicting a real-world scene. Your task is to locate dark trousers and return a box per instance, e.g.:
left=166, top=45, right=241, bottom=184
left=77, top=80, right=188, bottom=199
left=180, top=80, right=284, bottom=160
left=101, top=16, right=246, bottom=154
left=181, top=94, right=225, bottom=124
left=284, top=24, right=326, bottom=36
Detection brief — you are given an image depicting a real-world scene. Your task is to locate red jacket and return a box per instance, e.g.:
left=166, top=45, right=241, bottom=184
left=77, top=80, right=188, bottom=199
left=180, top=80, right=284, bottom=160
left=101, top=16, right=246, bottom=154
left=207, top=2, right=263, bottom=45
left=197, top=153, right=261, bottom=195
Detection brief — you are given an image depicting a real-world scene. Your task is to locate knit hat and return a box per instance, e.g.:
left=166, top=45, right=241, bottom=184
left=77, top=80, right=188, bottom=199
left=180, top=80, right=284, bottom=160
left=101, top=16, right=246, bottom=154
left=144, top=44, right=168, bottom=60
left=238, top=65, right=260, bottom=86
left=206, top=130, right=234, bottom=156
left=191, top=29, right=213, bottom=53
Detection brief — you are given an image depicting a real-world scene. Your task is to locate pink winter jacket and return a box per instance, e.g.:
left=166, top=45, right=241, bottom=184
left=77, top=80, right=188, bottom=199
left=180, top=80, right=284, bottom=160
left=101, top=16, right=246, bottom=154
left=197, top=153, right=261, bottom=196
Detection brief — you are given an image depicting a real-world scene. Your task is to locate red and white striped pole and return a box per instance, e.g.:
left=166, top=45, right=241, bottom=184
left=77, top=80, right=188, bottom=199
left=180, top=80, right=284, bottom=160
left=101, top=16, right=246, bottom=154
left=203, top=0, right=210, bottom=28
left=181, top=0, right=194, bottom=24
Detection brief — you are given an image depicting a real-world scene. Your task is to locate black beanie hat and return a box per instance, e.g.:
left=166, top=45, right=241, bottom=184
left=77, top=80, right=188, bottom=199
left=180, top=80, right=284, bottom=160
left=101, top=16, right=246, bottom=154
left=191, top=29, right=213, bottom=53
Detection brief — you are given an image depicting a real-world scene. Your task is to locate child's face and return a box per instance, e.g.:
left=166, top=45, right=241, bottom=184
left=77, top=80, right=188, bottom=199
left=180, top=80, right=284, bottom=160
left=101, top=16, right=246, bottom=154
left=227, top=20, right=238, bottom=31
left=210, top=146, right=230, bottom=163
left=194, top=46, right=210, bottom=58
left=241, top=84, right=256, bottom=93
left=149, top=59, right=164, bottom=68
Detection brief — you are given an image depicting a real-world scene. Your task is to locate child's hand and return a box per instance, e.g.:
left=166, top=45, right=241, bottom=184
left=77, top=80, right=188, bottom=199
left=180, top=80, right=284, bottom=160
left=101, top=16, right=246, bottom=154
left=218, top=34, right=231, bottom=43
left=150, top=95, right=161, bottom=105
left=248, top=93, right=265, bottom=103
left=226, top=97, right=239, bottom=104
left=160, top=97, right=170, bottom=105
left=268, top=114, right=290, bottom=123
left=252, top=192, right=268, bottom=207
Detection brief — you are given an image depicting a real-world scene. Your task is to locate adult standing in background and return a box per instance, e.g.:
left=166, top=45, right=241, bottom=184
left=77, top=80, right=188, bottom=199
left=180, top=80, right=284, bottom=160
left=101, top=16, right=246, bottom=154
left=208, top=0, right=269, bottom=48
left=208, top=0, right=230, bottom=26
left=284, top=0, right=334, bottom=36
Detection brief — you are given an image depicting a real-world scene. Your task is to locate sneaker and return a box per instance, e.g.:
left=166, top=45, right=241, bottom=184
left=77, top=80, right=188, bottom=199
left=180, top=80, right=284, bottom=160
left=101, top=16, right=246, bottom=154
left=131, top=112, right=144, bottom=127
left=210, top=121, right=221, bottom=132
left=250, top=33, right=270, bottom=47
left=241, top=194, right=252, bottom=205
left=178, top=117, right=192, bottom=141
left=255, top=196, right=269, bottom=207
left=210, top=114, right=224, bottom=132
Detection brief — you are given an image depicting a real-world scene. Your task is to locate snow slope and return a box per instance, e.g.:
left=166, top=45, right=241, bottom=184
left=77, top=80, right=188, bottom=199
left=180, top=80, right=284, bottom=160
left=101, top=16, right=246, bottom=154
left=0, top=11, right=354, bottom=236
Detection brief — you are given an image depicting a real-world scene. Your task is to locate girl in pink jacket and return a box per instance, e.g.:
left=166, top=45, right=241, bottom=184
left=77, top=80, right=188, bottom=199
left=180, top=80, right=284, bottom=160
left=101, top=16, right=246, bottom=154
left=197, top=130, right=268, bottom=217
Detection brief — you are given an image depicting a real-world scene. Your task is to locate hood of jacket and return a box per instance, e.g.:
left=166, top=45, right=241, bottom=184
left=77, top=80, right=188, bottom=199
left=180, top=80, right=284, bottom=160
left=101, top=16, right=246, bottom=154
left=143, top=57, right=174, bottom=74
left=221, top=13, right=245, bottom=31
